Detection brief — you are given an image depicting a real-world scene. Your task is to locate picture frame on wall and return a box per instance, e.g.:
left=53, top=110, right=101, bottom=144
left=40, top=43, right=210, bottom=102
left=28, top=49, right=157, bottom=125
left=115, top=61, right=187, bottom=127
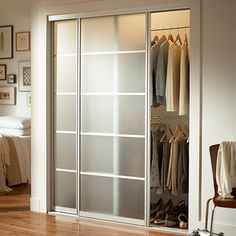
left=0, top=86, right=16, bottom=105
left=0, top=25, right=13, bottom=59
left=16, top=31, right=30, bottom=51
left=18, top=61, right=31, bottom=92
left=0, top=64, right=6, bottom=80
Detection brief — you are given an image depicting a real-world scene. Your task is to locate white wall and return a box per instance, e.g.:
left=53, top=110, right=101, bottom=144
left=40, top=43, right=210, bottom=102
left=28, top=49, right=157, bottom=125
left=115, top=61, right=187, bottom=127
left=0, top=0, right=31, bottom=117
left=201, top=0, right=236, bottom=234
left=30, top=0, right=236, bottom=235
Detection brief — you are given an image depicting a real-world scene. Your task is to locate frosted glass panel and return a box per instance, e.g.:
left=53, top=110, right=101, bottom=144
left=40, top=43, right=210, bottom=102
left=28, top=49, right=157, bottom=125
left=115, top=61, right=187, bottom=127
left=55, top=172, right=76, bottom=209
left=81, top=176, right=144, bottom=219
left=81, top=16, right=115, bottom=52
left=56, top=95, right=76, bottom=131
left=81, top=175, right=113, bottom=214
left=118, top=14, right=145, bottom=51
left=81, top=96, right=113, bottom=133
left=56, top=56, right=76, bottom=93
left=55, top=20, right=77, bottom=54
left=117, top=138, right=144, bottom=177
left=118, top=53, right=145, bottom=92
left=81, top=136, right=144, bottom=177
left=81, top=135, right=113, bottom=173
left=118, top=96, right=145, bottom=135
left=118, top=179, right=144, bottom=219
left=80, top=13, right=146, bottom=221
left=55, top=133, right=76, bottom=170
left=81, top=55, right=114, bottom=93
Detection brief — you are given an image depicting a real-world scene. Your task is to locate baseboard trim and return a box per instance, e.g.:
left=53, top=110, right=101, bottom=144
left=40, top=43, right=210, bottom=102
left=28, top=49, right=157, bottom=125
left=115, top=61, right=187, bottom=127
left=30, top=197, right=40, bottom=212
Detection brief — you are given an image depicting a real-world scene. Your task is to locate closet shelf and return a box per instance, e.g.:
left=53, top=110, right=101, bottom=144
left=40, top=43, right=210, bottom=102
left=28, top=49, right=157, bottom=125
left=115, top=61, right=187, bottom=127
left=80, top=171, right=145, bottom=181
left=151, top=25, right=190, bottom=32
left=81, top=50, right=145, bottom=56
left=80, top=132, right=145, bottom=139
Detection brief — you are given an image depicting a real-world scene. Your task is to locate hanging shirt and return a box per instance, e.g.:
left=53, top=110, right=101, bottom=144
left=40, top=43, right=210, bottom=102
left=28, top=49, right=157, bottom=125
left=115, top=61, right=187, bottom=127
left=165, top=43, right=181, bottom=112
left=156, top=40, right=170, bottom=106
left=150, top=128, right=163, bottom=189
left=177, top=140, right=189, bottom=194
left=160, top=139, right=171, bottom=193
left=179, top=43, right=189, bottom=116
left=150, top=36, right=166, bottom=107
left=216, top=142, right=236, bottom=198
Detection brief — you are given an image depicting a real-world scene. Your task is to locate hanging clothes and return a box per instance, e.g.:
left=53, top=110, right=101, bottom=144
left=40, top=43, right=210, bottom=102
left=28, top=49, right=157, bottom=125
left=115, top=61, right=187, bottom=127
left=177, top=140, right=189, bottom=194
left=150, top=36, right=166, bottom=107
left=165, top=43, right=181, bottom=112
left=160, top=139, right=171, bottom=193
left=150, top=128, right=164, bottom=189
left=155, top=40, right=170, bottom=106
left=179, top=42, right=189, bottom=116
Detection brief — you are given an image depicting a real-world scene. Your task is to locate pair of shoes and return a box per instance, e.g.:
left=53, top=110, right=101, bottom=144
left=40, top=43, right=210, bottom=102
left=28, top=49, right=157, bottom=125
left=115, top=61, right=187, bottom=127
left=164, top=213, right=178, bottom=227
left=178, top=214, right=188, bottom=229
left=153, top=199, right=173, bottom=224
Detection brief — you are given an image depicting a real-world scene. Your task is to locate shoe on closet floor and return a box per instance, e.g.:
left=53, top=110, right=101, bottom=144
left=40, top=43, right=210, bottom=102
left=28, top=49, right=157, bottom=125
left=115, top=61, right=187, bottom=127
left=150, top=198, right=163, bottom=223
left=164, top=213, right=178, bottom=227
left=172, top=200, right=187, bottom=216
left=150, top=198, right=163, bottom=216
left=153, top=199, right=173, bottom=224
left=178, top=214, right=188, bottom=229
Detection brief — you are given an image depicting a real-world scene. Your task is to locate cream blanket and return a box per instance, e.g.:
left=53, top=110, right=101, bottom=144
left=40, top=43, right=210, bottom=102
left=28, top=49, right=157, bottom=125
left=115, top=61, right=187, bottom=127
left=216, top=142, right=236, bottom=198
left=0, top=135, right=12, bottom=192
left=11, top=136, right=31, bottom=184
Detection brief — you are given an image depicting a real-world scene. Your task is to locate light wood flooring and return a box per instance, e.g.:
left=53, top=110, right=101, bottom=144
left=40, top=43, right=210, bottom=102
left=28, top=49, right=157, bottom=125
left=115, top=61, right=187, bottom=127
left=0, top=185, right=183, bottom=236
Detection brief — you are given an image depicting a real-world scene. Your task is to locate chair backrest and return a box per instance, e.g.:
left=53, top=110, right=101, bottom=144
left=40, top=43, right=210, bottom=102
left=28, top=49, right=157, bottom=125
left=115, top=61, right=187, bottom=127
left=209, top=144, right=220, bottom=197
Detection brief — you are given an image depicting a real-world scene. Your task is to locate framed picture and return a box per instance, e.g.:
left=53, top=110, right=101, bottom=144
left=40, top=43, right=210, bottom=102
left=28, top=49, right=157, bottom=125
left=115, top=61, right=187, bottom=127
left=16, top=31, right=30, bottom=51
left=0, top=25, right=13, bottom=59
left=0, top=64, right=6, bottom=80
left=0, top=87, right=16, bottom=105
left=27, top=93, right=31, bottom=107
left=18, top=61, right=31, bottom=91
left=7, top=74, right=16, bottom=84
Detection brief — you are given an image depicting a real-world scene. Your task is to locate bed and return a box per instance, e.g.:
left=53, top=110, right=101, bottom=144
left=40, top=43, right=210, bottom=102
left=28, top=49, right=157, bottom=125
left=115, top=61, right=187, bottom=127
left=0, top=116, right=31, bottom=192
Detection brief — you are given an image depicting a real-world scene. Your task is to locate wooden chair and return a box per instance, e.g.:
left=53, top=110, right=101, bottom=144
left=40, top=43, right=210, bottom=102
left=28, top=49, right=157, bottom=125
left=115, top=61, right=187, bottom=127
left=209, top=144, right=236, bottom=235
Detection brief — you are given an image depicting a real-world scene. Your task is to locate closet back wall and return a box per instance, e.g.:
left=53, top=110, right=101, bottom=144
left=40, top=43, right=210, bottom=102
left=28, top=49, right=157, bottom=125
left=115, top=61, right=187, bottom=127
left=0, top=0, right=31, bottom=117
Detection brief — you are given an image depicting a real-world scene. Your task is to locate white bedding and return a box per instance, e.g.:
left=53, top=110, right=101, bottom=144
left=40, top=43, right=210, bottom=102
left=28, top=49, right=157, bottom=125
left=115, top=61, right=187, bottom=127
left=0, top=116, right=31, bottom=129
left=0, top=128, right=30, bottom=136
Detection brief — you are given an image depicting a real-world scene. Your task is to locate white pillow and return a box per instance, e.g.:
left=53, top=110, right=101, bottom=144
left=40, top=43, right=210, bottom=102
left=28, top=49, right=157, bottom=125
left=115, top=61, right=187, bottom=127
left=0, top=116, right=31, bottom=129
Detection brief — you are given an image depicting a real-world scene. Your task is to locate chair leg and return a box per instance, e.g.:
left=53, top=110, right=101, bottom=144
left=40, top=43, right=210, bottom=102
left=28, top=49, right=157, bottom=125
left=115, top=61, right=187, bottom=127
left=210, top=205, right=216, bottom=236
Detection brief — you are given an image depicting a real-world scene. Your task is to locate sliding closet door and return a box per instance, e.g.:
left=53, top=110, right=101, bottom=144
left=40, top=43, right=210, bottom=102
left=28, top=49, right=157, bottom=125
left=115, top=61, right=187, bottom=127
left=80, top=13, right=147, bottom=224
left=53, top=20, right=77, bottom=214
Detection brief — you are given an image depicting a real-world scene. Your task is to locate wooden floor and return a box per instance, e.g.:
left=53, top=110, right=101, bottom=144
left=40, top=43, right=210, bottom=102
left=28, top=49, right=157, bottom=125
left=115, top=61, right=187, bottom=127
left=0, top=185, right=182, bottom=236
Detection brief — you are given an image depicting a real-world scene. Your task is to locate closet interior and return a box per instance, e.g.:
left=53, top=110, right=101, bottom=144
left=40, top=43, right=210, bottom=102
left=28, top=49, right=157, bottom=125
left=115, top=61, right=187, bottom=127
left=149, top=10, right=190, bottom=231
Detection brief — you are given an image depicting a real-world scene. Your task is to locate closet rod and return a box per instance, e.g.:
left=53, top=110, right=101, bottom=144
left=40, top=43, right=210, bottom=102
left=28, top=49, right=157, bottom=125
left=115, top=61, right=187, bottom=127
left=151, top=116, right=189, bottom=119
left=151, top=26, right=190, bottom=32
